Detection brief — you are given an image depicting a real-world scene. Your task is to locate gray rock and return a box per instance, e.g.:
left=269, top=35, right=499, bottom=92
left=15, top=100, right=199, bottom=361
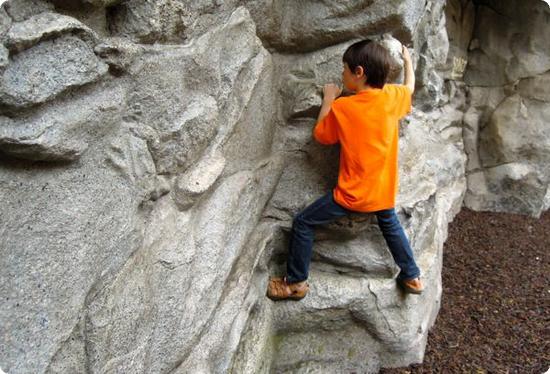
left=0, top=7, right=12, bottom=38
left=0, top=81, right=125, bottom=161
left=320, top=212, right=378, bottom=240
left=0, top=45, right=8, bottom=69
left=0, top=142, right=145, bottom=374
left=0, top=35, right=108, bottom=109
left=518, top=71, right=550, bottom=102
left=479, top=94, right=550, bottom=167
left=2, top=0, right=54, bottom=22
left=245, top=0, right=426, bottom=53
left=94, top=37, right=144, bottom=75
left=48, top=0, right=123, bottom=7
left=466, top=163, right=549, bottom=217
left=122, top=7, right=269, bottom=176
left=84, top=155, right=282, bottom=374
left=6, top=12, right=98, bottom=52
left=442, top=0, right=475, bottom=80
left=150, top=94, right=219, bottom=174
left=107, top=0, right=187, bottom=44
left=1, top=1, right=548, bottom=373
left=313, top=229, right=396, bottom=277
left=379, top=33, right=408, bottom=83
left=460, top=0, right=550, bottom=217
left=465, top=1, right=550, bottom=86
left=466, top=91, right=550, bottom=217
left=173, top=150, right=226, bottom=210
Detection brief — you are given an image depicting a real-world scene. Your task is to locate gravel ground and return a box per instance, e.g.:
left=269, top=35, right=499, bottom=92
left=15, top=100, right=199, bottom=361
left=380, top=208, right=550, bottom=374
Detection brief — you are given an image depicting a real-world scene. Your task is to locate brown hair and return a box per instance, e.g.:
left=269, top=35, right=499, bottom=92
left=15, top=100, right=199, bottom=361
left=343, top=39, right=390, bottom=89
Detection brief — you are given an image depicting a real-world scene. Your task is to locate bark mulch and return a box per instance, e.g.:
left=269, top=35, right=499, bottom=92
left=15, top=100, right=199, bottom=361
left=380, top=207, right=550, bottom=374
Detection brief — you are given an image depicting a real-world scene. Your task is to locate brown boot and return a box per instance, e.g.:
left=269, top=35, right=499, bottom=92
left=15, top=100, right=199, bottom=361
left=266, top=276, right=309, bottom=301
left=397, top=277, right=424, bottom=294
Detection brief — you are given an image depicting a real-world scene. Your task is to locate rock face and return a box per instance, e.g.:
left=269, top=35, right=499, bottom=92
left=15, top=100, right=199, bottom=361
left=0, top=0, right=547, bottom=373
left=459, top=0, right=550, bottom=217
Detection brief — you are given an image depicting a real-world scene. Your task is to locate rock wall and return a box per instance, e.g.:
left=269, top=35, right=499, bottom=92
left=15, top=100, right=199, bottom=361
left=458, top=0, right=550, bottom=217
left=0, top=0, right=547, bottom=373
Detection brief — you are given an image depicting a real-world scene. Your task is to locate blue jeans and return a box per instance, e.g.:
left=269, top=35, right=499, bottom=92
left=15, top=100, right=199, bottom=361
left=286, top=191, right=421, bottom=283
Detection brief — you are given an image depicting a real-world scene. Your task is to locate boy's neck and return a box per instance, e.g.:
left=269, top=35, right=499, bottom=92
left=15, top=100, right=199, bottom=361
left=355, top=82, right=377, bottom=93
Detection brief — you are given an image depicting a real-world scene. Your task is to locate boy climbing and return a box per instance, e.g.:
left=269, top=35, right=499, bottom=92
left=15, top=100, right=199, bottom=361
left=267, top=39, right=423, bottom=301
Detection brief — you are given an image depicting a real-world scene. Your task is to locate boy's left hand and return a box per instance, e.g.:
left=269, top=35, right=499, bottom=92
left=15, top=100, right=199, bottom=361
left=323, top=83, right=342, bottom=102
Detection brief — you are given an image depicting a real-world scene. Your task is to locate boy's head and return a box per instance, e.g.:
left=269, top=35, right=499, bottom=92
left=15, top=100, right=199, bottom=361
left=342, top=39, right=390, bottom=90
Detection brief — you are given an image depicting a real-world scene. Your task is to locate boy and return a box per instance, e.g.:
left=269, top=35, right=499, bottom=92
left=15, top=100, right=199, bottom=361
left=267, top=40, right=423, bottom=301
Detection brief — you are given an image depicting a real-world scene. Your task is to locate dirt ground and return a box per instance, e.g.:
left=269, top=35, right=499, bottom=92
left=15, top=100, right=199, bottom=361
left=380, top=208, right=550, bottom=374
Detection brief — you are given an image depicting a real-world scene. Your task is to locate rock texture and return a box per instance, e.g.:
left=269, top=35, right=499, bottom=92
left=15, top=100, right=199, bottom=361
left=0, top=0, right=547, bottom=373
left=459, top=0, right=550, bottom=217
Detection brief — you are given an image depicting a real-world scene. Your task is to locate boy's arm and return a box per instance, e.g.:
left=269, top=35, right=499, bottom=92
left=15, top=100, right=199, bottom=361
left=313, top=84, right=342, bottom=145
left=402, top=45, right=415, bottom=94
left=316, top=83, right=341, bottom=123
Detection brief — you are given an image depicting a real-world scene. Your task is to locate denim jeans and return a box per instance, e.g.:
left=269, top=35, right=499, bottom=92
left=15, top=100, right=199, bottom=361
left=286, top=191, right=421, bottom=283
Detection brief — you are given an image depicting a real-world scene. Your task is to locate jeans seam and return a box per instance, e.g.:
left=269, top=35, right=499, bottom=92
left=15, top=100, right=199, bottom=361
left=299, top=194, right=345, bottom=225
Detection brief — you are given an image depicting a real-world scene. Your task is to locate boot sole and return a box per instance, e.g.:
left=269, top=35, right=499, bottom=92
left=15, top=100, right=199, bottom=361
left=266, top=293, right=308, bottom=301
left=397, top=280, right=424, bottom=294
left=266, top=283, right=310, bottom=301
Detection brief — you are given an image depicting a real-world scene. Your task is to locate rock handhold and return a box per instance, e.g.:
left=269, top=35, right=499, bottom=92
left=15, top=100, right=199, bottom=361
left=378, top=33, right=407, bottom=83
left=94, top=38, right=144, bottom=75
left=173, top=150, right=226, bottom=211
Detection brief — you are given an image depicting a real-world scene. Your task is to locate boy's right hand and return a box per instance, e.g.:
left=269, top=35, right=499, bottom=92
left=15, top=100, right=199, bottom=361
left=323, top=83, right=342, bottom=102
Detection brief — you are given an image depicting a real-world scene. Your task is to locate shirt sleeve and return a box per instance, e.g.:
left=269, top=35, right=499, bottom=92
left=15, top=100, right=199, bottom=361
left=391, top=84, right=412, bottom=119
left=313, top=103, right=339, bottom=145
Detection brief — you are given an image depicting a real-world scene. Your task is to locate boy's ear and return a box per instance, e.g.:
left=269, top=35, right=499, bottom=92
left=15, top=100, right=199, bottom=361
left=354, top=66, right=365, bottom=78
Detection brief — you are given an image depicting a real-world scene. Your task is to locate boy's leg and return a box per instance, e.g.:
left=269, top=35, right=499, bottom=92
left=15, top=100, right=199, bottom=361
left=285, top=191, right=350, bottom=284
left=375, top=208, right=421, bottom=281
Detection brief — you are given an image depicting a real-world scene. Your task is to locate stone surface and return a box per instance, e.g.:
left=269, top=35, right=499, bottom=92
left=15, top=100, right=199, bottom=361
left=0, top=82, right=125, bottom=161
left=0, top=7, right=12, bottom=38
left=105, top=0, right=239, bottom=44
left=464, top=0, right=550, bottom=86
left=0, top=0, right=547, bottom=373
left=6, top=12, right=98, bottom=52
left=107, top=0, right=186, bottom=43
left=461, top=0, right=550, bottom=217
left=0, top=35, right=108, bottom=109
left=0, top=45, right=8, bottom=70
left=246, top=0, right=427, bottom=53
left=2, top=0, right=54, bottom=22
left=94, top=37, right=144, bottom=75
left=48, top=0, right=123, bottom=7
left=0, top=142, right=146, bottom=374
left=173, top=150, right=226, bottom=210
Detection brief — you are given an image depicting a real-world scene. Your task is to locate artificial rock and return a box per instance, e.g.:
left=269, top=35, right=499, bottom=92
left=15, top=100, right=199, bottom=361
left=0, top=0, right=548, bottom=373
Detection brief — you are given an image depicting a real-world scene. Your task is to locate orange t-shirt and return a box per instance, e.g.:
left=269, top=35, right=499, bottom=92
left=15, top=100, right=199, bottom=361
left=313, top=84, right=412, bottom=212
